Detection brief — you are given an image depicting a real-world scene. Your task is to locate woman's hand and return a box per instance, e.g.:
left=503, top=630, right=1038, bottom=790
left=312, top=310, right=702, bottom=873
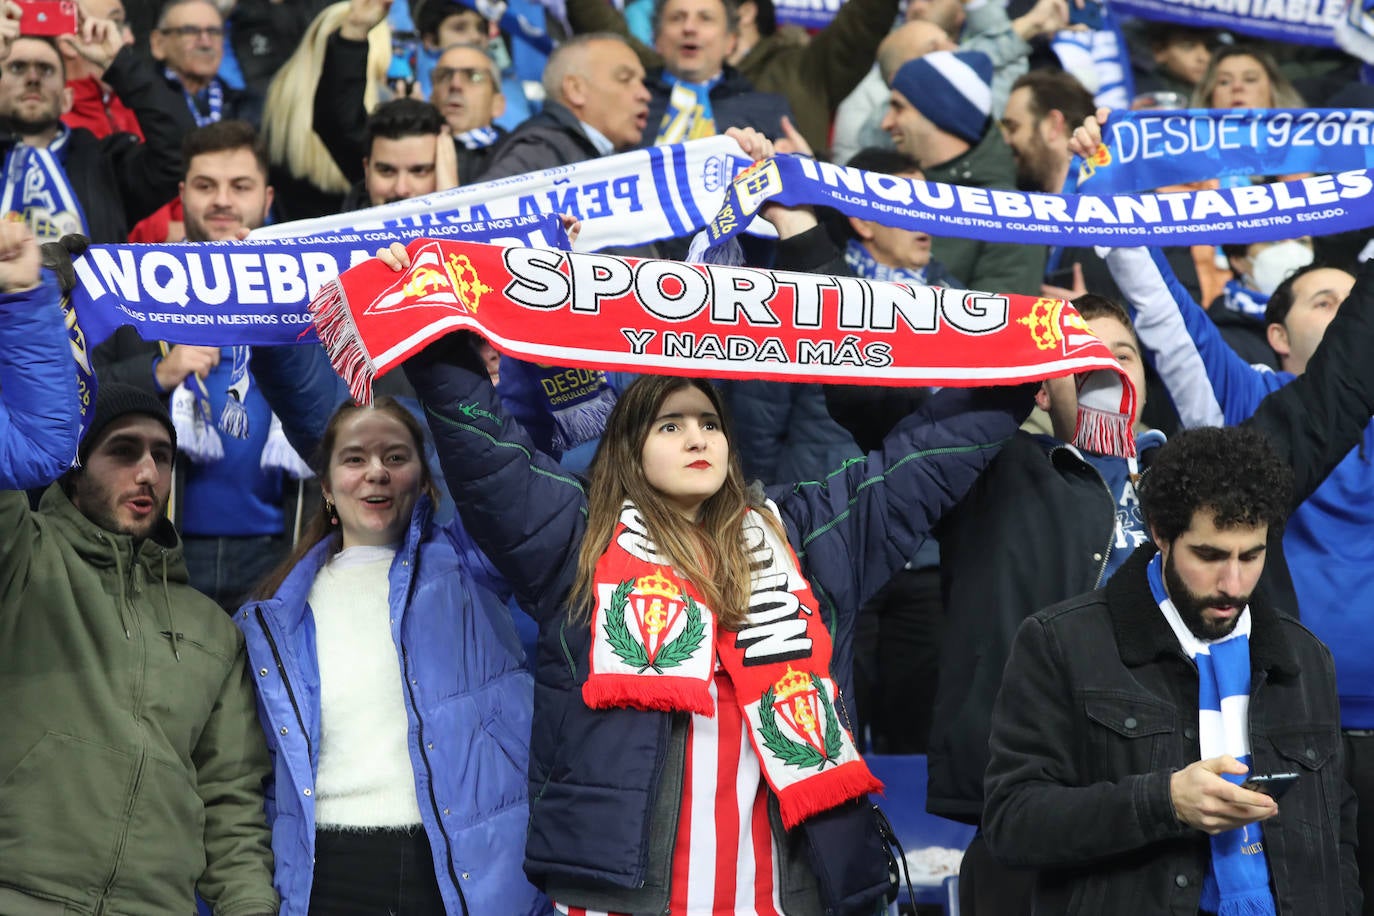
left=376, top=242, right=411, bottom=272
left=559, top=213, right=582, bottom=246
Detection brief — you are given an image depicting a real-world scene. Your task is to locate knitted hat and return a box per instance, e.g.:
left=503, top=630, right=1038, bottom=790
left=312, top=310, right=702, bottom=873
left=890, top=50, right=994, bottom=145
left=79, top=383, right=177, bottom=464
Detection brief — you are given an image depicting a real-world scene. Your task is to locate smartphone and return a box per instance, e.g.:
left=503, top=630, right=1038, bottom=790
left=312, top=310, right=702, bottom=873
left=1242, top=772, right=1300, bottom=800
left=1069, top=0, right=1107, bottom=30
left=19, top=1, right=79, bottom=37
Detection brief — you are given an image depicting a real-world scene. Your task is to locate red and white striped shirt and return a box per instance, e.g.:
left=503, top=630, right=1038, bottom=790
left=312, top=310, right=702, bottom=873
left=556, top=665, right=786, bottom=916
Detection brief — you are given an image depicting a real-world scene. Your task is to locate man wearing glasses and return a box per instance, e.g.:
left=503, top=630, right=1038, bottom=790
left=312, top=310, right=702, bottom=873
left=314, top=0, right=507, bottom=188
left=150, top=0, right=248, bottom=127
left=0, top=13, right=195, bottom=244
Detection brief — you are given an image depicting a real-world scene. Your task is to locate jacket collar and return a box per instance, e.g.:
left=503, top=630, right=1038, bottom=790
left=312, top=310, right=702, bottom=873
left=1106, top=544, right=1301, bottom=678
left=37, top=481, right=187, bottom=579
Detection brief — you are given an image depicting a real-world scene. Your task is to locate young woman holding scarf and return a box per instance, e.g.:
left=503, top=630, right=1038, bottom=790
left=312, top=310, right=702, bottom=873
left=378, top=181, right=1034, bottom=913
left=233, top=389, right=549, bottom=915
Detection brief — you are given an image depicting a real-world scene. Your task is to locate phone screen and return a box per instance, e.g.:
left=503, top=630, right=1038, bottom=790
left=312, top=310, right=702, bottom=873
left=1243, top=773, right=1299, bottom=800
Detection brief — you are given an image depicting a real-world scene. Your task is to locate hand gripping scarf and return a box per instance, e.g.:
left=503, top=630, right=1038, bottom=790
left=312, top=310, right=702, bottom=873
left=586, top=502, right=880, bottom=829
left=309, top=237, right=1139, bottom=457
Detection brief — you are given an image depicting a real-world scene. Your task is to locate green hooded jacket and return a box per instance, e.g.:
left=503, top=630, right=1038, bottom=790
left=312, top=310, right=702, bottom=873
left=0, top=484, right=277, bottom=916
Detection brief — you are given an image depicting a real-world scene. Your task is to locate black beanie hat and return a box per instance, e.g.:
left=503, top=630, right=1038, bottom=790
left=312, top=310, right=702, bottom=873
left=78, top=383, right=177, bottom=464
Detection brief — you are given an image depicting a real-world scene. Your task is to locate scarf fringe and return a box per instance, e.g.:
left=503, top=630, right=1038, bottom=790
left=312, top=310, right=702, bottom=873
left=551, top=388, right=619, bottom=453
left=1073, top=405, right=1135, bottom=458
left=582, top=674, right=715, bottom=718
left=777, top=761, right=884, bottom=831
left=308, top=279, right=376, bottom=406
left=217, top=396, right=250, bottom=439
left=1216, top=893, right=1279, bottom=916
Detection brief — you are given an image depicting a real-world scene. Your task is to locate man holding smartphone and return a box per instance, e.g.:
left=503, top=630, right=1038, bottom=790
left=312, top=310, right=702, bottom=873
left=983, top=425, right=1359, bottom=915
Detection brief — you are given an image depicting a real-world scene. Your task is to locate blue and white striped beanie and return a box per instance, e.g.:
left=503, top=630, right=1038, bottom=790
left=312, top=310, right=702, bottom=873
left=890, top=50, right=994, bottom=145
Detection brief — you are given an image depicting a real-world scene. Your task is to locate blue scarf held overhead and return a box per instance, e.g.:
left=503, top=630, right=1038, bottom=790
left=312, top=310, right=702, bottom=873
left=1, top=128, right=87, bottom=240
left=1106, top=0, right=1343, bottom=48
left=1148, top=554, right=1276, bottom=916
left=1072, top=109, right=1374, bottom=195
left=694, top=153, right=1374, bottom=255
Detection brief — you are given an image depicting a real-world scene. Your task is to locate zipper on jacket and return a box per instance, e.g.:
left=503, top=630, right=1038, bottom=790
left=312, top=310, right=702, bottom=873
left=400, top=644, right=470, bottom=916
left=93, top=745, right=147, bottom=915
left=255, top=609, right=313, bottom=764
left=1054, top=446, right=1117, bottom=589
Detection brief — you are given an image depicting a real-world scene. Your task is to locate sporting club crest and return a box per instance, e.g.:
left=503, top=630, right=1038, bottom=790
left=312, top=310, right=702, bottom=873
left=603, top=568, right=706, bottom=673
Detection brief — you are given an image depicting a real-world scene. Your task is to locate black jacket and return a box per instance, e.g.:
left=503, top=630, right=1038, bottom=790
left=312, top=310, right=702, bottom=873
left=828, top=255, right=1374, bottom=825
left=641, top=65, right=789, bottom=147
left=983, top=545, right=1360, bottom=915
left=480, top=101, right=601, bottom=181
left=312, top=32, right=505, bottom=187
left=54, top=46, right=195, bottom=244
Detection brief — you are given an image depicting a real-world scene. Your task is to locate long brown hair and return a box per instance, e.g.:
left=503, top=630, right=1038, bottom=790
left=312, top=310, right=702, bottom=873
left=569, top=376, right=780, bottom=631
left=251, top=397, right=439, bottom=600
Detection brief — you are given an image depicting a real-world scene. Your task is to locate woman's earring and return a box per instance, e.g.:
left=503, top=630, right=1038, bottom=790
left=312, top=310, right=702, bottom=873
left=325, top=499, right=338, bottom=526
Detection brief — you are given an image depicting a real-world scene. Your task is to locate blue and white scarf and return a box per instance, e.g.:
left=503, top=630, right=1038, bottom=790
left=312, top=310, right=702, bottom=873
left=66, top=212, right=570, bottom=446
left=1108, top=0, right=1343, bottom=47
left=1148, top=553, right=1276, bottom=916
left=1072, top=109, right=1374, bottom=195
left=1051, top=10, right=1135, bottom=114
left=695, top=153, right=1374, bottom=255
left=1, top=128, right=87, bottom=240
left=167, top=68, right=224, bottom=127
left=251, top=135, right=766, bottom=251
left=456, top=126, right=501, bottom=150
left=655, top=76, right=719, bottom=144
left=843, top=238, right=928, bottom=286
left=1221, top=280, right=1270, bottom=321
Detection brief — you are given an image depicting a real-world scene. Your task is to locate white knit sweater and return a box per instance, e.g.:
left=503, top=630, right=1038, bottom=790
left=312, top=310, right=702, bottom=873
left=309, top=545, right=424, bottom=828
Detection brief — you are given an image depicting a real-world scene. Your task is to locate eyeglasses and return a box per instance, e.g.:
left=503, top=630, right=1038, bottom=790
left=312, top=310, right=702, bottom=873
left=432, top=66, right=494, bottom=87
left=159, top=25, right=224, bottom=40
left=3, top=60, right=59, bottom=80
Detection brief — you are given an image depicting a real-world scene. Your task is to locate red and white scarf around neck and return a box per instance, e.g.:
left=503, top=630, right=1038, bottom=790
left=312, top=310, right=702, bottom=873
left=583, top=502, right=881, bottom=830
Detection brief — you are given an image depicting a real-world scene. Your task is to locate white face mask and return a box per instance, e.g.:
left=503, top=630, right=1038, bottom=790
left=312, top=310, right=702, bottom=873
left=1250, top=240, right=1314, bottom=296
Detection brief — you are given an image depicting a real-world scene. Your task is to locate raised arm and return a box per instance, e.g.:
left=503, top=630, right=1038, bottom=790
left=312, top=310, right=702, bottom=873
left=1244, top=257, right=1374, bottom=510
left=311, top=0, right=388, bottom=185
left=797, top=0, right=901, bottom=117
left=1103, top=245, right=1272, bottom=427
left=76, top=27, right=198, bottom=226
left=402, top=336, right=590, bottom=623
left=983, top=612, right=1190, bottom=867
left=0, top=225, right=78, bottom=488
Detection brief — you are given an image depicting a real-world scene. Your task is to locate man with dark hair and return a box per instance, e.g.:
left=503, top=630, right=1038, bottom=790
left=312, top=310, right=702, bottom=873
left=1003, top=69, right=1206, bottom=310
left=314, top=0, right=507, bottom=188
left=0, top=20, right=194, bottom=243
left=92, top=120, right=303, bottom=611
left=354, top=97, right=452, bottom=208
left=0, top=228, right=277, bottom=912
left=983, top=424, right=1358, bottom=915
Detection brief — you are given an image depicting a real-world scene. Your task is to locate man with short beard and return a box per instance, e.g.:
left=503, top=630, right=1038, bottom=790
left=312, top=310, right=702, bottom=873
left=0, top=24, right=194, bottom=243
left=984, top=425, right=1359, bottom=916
left=0, top=281, right=278, bottom=910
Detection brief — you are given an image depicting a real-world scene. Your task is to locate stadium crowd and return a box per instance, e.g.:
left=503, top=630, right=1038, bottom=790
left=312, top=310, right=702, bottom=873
left=1, top=0, right=1373, bottom=912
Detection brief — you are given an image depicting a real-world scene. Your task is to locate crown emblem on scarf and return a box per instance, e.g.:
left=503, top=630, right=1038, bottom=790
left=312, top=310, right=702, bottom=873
left=444, top=252, right=492, bottom=314
left=1018, top=297, right=1067, bottom=350
left=773, top=665, right=812, bottom=701
left=634, top=568, right=677, bottom=600
left=702, top=155, right=728, bottom=192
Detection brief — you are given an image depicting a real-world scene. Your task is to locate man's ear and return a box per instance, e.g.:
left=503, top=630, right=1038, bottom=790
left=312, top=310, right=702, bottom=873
left=847, top=215, right=874, bottom=241
left=1033, top=380, right=1051, bottom=413
left=1266, top=321, right=1290, bottom=359
left=60, top=85, right=73, bottom=116
left=737, top=0, right=757, bottom=28
left=490, top=89, right=507, bottom=120
left=561, top=73, right=586, bottom=109
left=1045, top=108, right=1068, bottom=142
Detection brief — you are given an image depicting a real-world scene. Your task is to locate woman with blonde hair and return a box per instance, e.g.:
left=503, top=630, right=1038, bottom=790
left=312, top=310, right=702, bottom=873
left=260, top=1, right=392, bottom=219
left=1191, top=44, right=1305, bottom=109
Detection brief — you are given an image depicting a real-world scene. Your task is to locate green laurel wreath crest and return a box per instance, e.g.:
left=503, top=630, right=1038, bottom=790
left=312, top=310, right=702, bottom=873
left=759, top=673, right=840, bottom=772
left=603, top=578, right=706, bottom=674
